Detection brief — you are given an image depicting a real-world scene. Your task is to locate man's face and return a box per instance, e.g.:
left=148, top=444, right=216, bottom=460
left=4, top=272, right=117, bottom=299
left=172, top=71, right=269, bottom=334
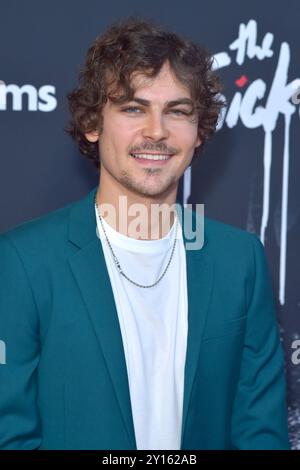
left=85, top=61, right=201, bottom=200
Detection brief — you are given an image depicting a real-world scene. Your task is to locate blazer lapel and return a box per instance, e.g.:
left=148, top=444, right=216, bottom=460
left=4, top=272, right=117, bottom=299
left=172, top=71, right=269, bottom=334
left=67, top=186, right=137, bottom=449
left=179, top=204, right=214, bottom=448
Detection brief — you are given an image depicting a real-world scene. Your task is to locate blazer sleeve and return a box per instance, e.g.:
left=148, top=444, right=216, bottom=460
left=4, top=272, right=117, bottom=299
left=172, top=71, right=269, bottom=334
left=230, top=233, right=290, bottom=449
left=0, top=233, right=41, bottom=449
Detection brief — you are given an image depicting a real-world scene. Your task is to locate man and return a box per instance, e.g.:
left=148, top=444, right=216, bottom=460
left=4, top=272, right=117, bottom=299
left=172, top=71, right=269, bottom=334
left=0, top=17, right=290, bottom=450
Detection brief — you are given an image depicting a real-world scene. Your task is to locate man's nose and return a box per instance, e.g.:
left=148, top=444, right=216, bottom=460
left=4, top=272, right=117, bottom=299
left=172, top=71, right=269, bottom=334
left=141, top=112, right=170, bottom=141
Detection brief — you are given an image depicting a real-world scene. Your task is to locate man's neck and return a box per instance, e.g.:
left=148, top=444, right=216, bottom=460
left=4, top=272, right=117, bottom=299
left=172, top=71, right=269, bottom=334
left=95, top=186, right=178, bottom=241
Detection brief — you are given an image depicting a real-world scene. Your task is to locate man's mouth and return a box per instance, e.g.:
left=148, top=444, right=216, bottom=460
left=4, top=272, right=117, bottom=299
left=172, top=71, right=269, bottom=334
left=130, top=153, right=174, bottom=162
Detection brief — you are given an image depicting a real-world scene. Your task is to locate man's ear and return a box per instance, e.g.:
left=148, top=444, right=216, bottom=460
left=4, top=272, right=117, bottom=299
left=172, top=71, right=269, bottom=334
left=195, top=136, right=202, bottom=148
left=85, top=130, right=100, bottom=143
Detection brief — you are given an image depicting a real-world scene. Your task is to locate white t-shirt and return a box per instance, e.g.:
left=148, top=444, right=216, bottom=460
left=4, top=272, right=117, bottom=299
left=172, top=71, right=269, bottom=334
left=95, top=206, right=188, bottom=450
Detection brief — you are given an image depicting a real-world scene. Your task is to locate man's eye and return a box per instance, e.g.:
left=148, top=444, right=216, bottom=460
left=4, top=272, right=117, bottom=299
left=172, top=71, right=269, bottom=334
left=171, top=110, right=188, bottom=116
left=122, top=106, right=142, bottom=113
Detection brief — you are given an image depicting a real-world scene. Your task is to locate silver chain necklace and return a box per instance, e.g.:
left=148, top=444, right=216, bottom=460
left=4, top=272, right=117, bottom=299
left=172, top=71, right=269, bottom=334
left=94, top=195, right=178, bottom=288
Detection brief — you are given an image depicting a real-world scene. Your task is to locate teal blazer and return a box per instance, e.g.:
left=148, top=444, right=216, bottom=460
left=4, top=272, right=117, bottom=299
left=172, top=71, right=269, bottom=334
left=0, top=186, right=290, bottom=449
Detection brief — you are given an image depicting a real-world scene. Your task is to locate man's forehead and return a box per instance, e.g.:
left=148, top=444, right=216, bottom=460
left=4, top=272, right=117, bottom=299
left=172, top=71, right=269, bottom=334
left=106, top=62, right=192, bottom=101
left=107, top=77, right=192, bottom=105
left=130, top=65, right=190, bottom=93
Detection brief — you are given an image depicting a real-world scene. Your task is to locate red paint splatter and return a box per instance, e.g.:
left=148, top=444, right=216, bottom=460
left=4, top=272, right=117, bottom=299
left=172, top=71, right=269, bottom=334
left=235, top=75, right=249, bottom=88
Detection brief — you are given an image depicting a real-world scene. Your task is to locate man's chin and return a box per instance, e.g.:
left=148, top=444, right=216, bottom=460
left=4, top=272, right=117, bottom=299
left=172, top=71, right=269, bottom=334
left=119, top=176, right=171, bottom=196
left=128, top=184, right=176, bottom=199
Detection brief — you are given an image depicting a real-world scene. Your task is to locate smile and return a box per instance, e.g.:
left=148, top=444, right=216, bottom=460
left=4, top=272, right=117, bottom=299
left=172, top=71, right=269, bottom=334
left=130, top=153, right=173, bottom=161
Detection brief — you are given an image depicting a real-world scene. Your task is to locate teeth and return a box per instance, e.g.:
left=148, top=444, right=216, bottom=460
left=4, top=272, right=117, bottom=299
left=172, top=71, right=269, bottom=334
left=131, top=153, right=171, bottom=160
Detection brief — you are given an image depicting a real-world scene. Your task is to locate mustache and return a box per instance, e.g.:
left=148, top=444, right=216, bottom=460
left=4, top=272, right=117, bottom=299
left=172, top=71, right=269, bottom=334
left=129, top=143, right=178, bottom=154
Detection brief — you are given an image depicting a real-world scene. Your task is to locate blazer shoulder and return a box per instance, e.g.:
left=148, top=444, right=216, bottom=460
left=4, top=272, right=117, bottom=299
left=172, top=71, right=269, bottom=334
left=202, top=216, right=265, bottom=269
left=0, top=197, right=76, bottom=249
left=204, top=216, right=259, bottom=245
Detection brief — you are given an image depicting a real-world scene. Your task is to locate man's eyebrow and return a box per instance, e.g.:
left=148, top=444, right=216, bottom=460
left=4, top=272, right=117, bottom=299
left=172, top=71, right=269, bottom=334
left=124, top=97, right=194, bottom=108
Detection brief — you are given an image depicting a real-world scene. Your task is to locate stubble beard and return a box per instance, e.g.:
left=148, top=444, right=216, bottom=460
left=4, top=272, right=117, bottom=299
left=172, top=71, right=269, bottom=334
left=119, top=167, right=178, bottom=199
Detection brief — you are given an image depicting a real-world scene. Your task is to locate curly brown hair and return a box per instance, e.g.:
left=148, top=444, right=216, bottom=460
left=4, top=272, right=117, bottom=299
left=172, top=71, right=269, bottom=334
left=65, top=16, right=226, bottom=169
